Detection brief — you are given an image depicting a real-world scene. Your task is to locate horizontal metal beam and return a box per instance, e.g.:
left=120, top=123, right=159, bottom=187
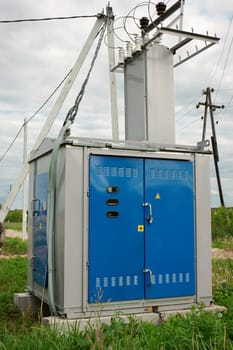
left=170, top=37, right=192, bottom=53
left=197, top=102, right=224, bottom=109
left=174, top=42, right=216, bottom=67
left=160, top=27, right=220, bottom=43
left=144, top=27, right=219, bottom=53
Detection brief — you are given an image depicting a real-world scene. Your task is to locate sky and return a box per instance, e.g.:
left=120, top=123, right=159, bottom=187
left=0, top=0, right=232, bottom=210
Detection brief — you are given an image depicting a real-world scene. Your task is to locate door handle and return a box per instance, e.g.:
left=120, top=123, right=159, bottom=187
left=142, top=202, right=153, bottom=224
left=143, top=268, right=153, bottom=286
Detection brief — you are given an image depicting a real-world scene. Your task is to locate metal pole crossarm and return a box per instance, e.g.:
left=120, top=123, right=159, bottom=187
left=0, top=13, right=106, bottom=223
left=197, top=102, right=224, bottom=110
left=145, top=0, right=183, bottom=33
left=159, top=27, right=220, bottom=43
left=144, top=27, right=219, bottom=67
left=174, top=42, right=216, bottom=68
left=170, top=37, right=192, bottom=53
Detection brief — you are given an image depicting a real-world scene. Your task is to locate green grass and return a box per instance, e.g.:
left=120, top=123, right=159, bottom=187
left=0, top=255, right=233, bottom=348
left=3, top=222, right=22, bottom=231
left=0, top=257, right=29, bottom=332
left=2, top=237, right=28, bottom=255
left=212, top=259, right=233, bottom=344
left=212, top=238, right=233, bottom=249
left=0, top=305, right=232, bottom=349
left=0, top=218, right=233, bottom=348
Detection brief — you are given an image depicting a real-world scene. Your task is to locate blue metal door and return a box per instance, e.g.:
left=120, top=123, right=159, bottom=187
left=144, top=159, right=195, bottom=298
left=89, top=155, right=195, bottom=303
left=89, top=155, right=144, bottom=303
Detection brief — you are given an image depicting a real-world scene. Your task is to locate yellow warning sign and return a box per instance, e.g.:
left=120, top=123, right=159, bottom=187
left=138, top=225, right=144, bottom=232
left=155, top=193, right=161, bottom=200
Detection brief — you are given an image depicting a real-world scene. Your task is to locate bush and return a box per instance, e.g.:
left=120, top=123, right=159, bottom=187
left=212, top=207, right=233, bottom=240
left=5, top=209, right=23, bottom=223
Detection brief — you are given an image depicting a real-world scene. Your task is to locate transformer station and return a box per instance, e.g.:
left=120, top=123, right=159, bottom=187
left=13, top=1, right=221, bottom=324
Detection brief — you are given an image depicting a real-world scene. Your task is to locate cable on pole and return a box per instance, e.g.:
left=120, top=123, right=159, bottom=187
left=0, top=15, right=98, bottom=24
left=0, top=69, right=72, bottom=163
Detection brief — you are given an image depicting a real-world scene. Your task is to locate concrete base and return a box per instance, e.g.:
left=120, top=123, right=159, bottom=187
left=14, top=293, right=227, bottom=332
left=42, top=304, right=227, bottom=331
left=14, top=292, right=50, bottom=317
left=159, top=304, right=227, bottom=321
left=43, top=312, right=161, bottom=331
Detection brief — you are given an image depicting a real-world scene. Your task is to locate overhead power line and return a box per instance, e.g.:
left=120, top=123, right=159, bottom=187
left=215, top=36, right=233, bottom=93
left=0, top=20, right=106, bottom=162
left=0, top=69, right=72, bottom=162
left=208, top=13, right=233, bottom=86
left=0, top=14, right=98, bottom=24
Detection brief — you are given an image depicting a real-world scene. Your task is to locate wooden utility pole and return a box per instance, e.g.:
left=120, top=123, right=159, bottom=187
left=197, top=87, right=225, bottom=207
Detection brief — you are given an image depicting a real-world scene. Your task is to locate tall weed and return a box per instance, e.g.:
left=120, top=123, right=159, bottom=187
left=213, top=259, right=233, bottom=342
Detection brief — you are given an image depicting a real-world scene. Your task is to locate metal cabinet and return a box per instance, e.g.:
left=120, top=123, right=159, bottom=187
left=88, top=155, right=195, bottom=303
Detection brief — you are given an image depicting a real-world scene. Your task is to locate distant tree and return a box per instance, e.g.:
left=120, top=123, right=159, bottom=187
left=212, top=207, right=233, bottom=240
left=5, top=209, right=23, bottom=223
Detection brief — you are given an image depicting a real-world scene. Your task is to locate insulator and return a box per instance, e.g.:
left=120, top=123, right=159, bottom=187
left=134, top=35, right=142, bottom=52
left=156, top=2, right=166, bottom=16
left=143, top=33, right=150, bottom=43
left=118, top=47, right=125, bottom=64
left=126, top=42, right=133, bottom=58
left=140, top=17, right=149, bottom=30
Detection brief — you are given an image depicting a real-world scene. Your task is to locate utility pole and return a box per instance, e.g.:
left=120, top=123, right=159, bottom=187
left=106, top=4, right=119, bottom=141
left=197, top=87, right=225, bottom=207
left=22, top=118, right=28, bottom=240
